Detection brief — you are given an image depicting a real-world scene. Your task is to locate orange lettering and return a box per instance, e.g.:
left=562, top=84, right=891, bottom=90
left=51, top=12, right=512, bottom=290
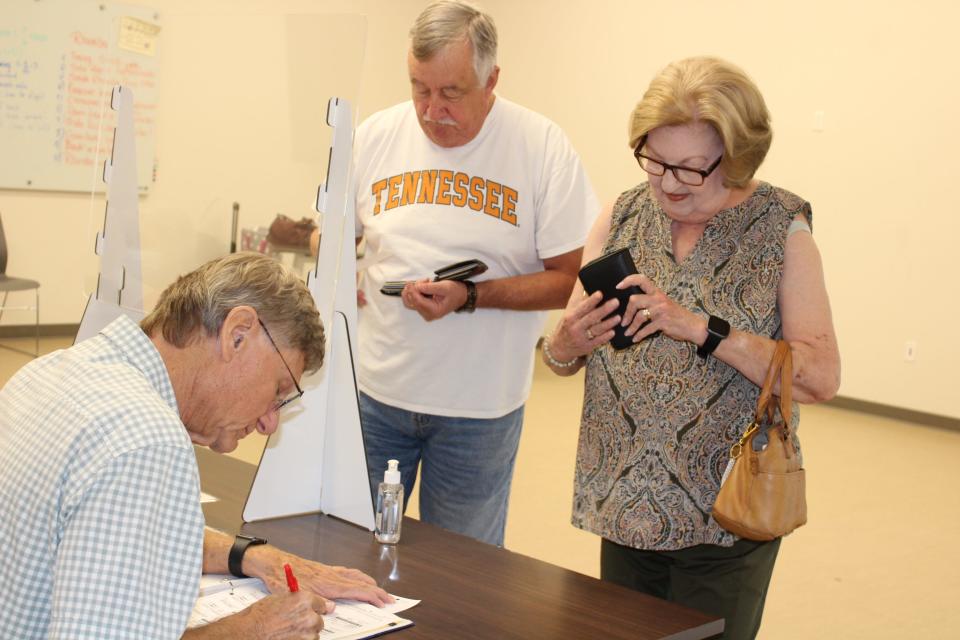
left=400, top=171, right=419, bottom=206
left=371, top=179, right=388, bottom=214
left=467, top=176, right=484, bottom=211
left=417, top=170, right=437, bottom=204
left=451, top=172, right=469, bottom=207
left=484, top=180, right=502, bottom=219
left=501, top=186, right=518, bottom=225
left=435, top=170, right=454, bottom=205
left=385, top=175, right=403, bottom=210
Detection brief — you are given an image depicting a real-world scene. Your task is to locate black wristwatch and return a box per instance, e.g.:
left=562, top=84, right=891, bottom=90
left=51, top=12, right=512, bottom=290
left=229, top=534, right=268, bottom=578
left=455, top=280, right=477, bottom=313
left=697, top=315, right=730, bottom=358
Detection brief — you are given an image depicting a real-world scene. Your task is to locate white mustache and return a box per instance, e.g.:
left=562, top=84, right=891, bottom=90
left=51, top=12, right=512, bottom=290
left=423, top=114, right=457, bottom=126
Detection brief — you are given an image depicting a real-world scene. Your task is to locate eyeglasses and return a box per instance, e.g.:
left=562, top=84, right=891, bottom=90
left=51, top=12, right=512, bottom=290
left=258, top=319, right=304, bottom=411
left=633, top=135, right=723, bottom=186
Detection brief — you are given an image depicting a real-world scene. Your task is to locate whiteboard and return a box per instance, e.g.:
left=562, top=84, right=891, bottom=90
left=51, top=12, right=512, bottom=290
left=0, top=0, right=160, bottom=193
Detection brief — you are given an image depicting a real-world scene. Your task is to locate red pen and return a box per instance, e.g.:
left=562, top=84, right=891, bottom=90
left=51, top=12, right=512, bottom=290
left=284, top=563, right=299, bottom=593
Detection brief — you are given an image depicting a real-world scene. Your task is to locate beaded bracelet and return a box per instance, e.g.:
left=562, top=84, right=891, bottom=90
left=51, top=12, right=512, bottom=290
left=542, top=334, right=581, bottom=369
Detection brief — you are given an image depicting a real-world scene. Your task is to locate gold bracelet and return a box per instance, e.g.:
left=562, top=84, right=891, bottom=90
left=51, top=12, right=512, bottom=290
left=543, top=334, right=581, bottom=368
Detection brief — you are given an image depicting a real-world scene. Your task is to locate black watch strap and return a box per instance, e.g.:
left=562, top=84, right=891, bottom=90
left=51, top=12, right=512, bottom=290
left=455, top=280, right=477, bottom=313
left=229, top=534, right=268, bottom=578
left=697, top=315, right=730, bottom=358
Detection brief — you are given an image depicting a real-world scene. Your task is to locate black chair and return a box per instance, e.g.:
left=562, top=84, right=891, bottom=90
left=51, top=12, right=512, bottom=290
left=0, top=213, right=40, bottom=357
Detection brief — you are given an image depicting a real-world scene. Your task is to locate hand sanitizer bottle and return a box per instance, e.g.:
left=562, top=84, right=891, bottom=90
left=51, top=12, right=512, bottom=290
left=375, top=459, right=403, bottom=544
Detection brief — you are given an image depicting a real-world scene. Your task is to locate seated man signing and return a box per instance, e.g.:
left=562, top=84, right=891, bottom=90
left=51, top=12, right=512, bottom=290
left=0, top=253, right=390, bottom=639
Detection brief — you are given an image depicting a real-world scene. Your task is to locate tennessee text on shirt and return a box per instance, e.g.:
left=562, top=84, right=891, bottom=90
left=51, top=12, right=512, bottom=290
left=370, top=169, right=518, bottom=226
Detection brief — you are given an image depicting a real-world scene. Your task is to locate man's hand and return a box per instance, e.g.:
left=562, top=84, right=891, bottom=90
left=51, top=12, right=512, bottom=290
left=184, top=591, right=326, bottom=639
left=400, top=278, right=469, bottom=321
left=246, top=592, right=327, bottom=638
left=244, top=545, right=394, bottom=607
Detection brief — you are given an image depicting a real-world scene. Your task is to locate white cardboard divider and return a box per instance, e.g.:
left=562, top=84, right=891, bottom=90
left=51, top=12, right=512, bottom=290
left=243, top=98, right=374, bottom=530
left=76, top=86, right=145, bottom=344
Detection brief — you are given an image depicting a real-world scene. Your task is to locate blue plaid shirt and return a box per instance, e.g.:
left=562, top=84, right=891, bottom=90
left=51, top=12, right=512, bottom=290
left=0, top=316, right=204, bottom=639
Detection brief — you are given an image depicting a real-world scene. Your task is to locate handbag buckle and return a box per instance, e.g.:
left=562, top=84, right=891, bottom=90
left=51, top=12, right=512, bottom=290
left=730, top=422, right=759, bottom=459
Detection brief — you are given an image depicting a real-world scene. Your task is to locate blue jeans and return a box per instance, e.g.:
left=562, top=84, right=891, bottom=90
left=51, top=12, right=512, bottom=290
left=359, top=392, right=524, bottom=547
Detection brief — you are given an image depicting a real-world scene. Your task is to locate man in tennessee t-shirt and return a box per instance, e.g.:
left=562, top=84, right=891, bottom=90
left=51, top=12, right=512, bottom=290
left=352, top=1, right=597, bottom=546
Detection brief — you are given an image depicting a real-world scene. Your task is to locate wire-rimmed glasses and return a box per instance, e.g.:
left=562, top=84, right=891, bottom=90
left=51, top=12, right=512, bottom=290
left=258, top=319, right=304, bottom=411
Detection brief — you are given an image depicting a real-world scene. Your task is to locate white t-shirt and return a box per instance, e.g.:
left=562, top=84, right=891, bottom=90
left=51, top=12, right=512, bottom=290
left=354, top=97, right=598, bottom=418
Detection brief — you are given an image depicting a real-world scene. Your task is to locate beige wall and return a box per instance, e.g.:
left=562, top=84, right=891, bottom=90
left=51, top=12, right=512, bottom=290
left=3, top=0, right=957, bottom=418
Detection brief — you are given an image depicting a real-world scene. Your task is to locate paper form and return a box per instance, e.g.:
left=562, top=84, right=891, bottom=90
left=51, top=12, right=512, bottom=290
left=188, top=574, right=418, bottom=639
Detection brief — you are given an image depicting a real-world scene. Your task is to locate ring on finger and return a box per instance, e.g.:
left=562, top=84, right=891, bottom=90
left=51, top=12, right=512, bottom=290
left=641, top=308, right=652, bottom=320
left=585, top=327, right=595, bottom=340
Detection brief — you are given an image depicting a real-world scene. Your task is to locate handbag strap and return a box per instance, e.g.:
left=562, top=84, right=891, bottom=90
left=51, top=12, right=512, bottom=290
left=754, top=340, right=793, bottom=435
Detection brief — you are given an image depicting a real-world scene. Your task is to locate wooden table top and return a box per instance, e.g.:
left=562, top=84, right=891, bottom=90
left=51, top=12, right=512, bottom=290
left=196, top=448, right=723, bottom=640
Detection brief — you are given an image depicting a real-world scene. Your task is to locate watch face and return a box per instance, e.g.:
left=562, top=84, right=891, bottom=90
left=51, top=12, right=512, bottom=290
left=708, top=315, right=730, bottom=338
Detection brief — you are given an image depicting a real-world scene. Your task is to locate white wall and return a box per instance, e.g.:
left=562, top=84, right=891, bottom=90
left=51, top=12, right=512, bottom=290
left=0, top=0, right=414, bottom=322
left=2, top=0, right=958, bottom=418
left=485, top=0, right=960, bottom=419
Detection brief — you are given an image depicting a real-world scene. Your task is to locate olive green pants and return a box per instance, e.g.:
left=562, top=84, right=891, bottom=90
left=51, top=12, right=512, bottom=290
left=600, top=537, right=781, bottom=640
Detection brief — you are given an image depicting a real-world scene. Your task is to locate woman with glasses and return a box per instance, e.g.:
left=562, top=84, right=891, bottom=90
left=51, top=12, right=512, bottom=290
left=541, top=57, right=840, bottom=638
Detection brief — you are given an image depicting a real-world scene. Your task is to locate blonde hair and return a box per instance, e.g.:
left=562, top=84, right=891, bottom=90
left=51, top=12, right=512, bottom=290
left=628, top=56, right=772, bottom=188
left=409, top=0, right=498, bottom=86
left=141, top=253, right=325, bottom=373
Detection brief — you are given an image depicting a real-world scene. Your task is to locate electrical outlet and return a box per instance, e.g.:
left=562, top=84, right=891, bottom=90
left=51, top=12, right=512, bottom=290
left=904, top=340, right=917, bottom=362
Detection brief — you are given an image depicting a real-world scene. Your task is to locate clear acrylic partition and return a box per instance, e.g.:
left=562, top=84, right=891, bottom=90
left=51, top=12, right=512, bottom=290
left=137, top=10, right=368, bottom=313
left=0, top=2, right=367, bottom=329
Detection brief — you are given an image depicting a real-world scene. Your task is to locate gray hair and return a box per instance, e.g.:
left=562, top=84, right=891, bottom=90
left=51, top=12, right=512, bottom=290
left=141, top=252, right=325, bottom=373
left=409, top=0, right=498, bottom=86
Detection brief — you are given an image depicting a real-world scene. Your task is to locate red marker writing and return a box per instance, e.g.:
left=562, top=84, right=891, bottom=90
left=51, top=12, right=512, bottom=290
left=284, top=563, right=299, bottom=593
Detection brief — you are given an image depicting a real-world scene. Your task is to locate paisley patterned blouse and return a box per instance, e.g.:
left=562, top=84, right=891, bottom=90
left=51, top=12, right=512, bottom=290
left=571, top=181, right=807, bottom=551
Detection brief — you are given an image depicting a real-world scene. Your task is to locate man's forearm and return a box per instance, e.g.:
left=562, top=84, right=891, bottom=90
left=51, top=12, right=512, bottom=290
left=202, top=528, right=234, bottom=574
left=475, top=269, right=578, bottom=311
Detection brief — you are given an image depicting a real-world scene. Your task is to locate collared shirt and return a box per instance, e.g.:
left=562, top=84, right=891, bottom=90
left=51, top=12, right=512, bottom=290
left=0, top=316, right=204, bottom=639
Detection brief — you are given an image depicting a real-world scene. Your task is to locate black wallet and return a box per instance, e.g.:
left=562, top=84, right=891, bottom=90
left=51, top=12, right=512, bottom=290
left=380, top=259, right=489, bottom=296
left=578, top=247, right=649, bottom=350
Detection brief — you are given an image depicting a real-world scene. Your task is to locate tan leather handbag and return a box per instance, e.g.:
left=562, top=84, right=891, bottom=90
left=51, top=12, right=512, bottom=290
left=712, top=340, right=807, bottom=541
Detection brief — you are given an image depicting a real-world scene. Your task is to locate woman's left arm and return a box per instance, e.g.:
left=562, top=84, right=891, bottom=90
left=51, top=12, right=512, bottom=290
left=707, top=220, right=841, bottom=402
left=621, top=216, right=840, bottom=403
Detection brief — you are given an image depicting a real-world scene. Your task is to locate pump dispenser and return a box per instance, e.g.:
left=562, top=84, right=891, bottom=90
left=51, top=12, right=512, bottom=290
left=375, top=459, right=403, bottom=543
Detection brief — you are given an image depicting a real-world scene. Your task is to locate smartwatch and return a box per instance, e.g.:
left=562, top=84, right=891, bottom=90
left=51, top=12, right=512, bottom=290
left=229, top=534, right=268, bottom=578
left=455, top=280, right=477, bottom=313
left=697, top=315, right=730, bottom=358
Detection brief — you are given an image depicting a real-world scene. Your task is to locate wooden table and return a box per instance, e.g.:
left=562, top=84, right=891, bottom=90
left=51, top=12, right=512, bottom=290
left=197, top=448, right=723, bottom=640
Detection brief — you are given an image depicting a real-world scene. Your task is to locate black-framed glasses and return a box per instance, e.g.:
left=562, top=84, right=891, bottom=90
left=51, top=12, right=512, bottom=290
left=258, top=319, right=304, bottom=411
left=633, top=135, right=723, bottom=186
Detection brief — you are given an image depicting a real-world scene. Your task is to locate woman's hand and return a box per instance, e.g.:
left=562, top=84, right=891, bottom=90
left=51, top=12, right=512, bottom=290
left=617, top=274, right=706, bottom=345
left=550, top=291, right=621, bottom=362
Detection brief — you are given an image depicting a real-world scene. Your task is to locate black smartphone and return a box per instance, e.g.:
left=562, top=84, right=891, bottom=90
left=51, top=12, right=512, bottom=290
left=577, top=247, right=650, bottom=350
